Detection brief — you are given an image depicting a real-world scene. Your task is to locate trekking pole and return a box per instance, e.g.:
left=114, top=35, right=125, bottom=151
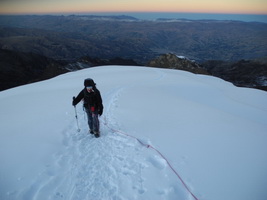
left=73, top=97, right=81, bottom=132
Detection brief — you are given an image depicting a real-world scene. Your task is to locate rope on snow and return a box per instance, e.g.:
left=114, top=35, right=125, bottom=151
left=101, top=116, right=199, bottom=200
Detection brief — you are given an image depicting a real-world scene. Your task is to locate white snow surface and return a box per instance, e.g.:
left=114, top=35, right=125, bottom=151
left=0, top=66, right=267, bottom=200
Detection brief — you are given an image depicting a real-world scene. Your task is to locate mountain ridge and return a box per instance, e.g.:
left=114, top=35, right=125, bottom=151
left=1, top=49, right=266, bottom=92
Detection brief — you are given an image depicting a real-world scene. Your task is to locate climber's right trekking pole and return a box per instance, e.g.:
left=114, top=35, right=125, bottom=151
left=73, top=97, right=81, bottom=132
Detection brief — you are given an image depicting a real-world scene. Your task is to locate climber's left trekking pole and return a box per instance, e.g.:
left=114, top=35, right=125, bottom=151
left=73, top=97, right=81, bottom=132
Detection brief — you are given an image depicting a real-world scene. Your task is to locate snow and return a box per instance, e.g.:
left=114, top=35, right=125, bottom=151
left=0, top=65, right=267, bottom=200
left=176, top=55, right=187, bottom=59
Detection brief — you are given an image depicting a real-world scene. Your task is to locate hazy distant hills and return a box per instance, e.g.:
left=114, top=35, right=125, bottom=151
left=0, top=15, right=267, bottom=63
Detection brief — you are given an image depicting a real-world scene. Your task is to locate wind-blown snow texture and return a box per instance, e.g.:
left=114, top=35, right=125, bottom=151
left=0, top=66, right=267, bottom=200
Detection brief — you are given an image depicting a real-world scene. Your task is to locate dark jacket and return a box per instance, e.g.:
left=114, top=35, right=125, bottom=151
left=73, top=87, right=103, bottom=115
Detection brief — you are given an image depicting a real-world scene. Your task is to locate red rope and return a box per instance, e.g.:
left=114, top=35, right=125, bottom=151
left=101, top=117, right=199, bottom=200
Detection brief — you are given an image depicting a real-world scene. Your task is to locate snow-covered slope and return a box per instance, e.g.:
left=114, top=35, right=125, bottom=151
left=0, top=66, right=267, bottom=200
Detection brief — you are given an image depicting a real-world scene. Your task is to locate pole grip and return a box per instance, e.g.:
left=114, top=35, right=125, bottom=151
left=73, top=96, right=75, bottom=107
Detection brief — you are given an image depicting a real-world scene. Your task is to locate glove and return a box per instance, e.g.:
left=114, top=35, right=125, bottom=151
left=72, top=97, right=76, bottom=106
left=98, top=108, right=103, bottom=116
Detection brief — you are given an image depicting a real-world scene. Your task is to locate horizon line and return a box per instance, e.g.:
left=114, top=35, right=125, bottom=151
left=1, top=11, right=267, bottom=16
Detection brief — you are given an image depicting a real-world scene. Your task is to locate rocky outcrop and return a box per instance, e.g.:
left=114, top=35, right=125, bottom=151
left=202, top=59, right=267, bottom=91
left=147, top=53, right=209, bottom=75
left=147, top=53, right=267, bottom=91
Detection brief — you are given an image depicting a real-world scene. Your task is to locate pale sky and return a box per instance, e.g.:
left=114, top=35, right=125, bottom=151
left=0, top=0, right=266, bottom=14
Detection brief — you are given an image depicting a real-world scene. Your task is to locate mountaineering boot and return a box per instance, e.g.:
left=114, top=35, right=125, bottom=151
left=89, top=130, right=94, bottom=134
left=94, top=132, right=100, bottom=138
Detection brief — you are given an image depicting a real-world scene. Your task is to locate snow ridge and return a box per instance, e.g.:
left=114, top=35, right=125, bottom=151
left=1, top=66, right=267, bottom=200
left=16, top=78, right=189, bottom=200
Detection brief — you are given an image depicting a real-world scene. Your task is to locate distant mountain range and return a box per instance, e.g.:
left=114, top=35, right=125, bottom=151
left=0, top=15, right=267, bottom=63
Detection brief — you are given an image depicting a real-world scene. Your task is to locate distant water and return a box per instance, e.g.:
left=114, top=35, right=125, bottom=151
left=79, top=12, right=267, bottom=23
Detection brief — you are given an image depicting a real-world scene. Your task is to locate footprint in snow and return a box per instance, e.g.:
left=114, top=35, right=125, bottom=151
left=147, top=155, right=167, bottom=170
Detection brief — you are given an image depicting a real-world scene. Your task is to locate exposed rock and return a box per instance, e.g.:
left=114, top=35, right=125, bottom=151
left=148, top=54, right=267, bottom=91
left=147, top=53, right=210, bottom=75
left=202, top=59, right=267, bottom=91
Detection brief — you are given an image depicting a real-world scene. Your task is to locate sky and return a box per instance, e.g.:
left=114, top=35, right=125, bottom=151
left=0, top=0, right=266, bottom=15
